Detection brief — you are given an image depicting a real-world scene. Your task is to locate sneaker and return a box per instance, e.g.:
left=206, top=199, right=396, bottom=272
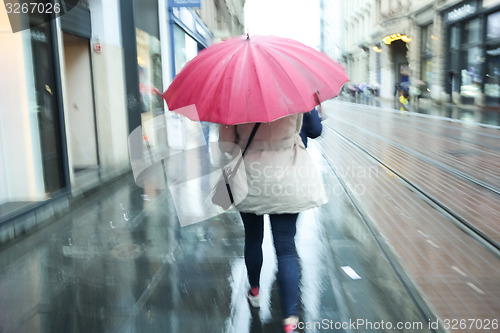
left=247, top=287, right=260, bottom=308
left=283, top=316, right=299, bottom=333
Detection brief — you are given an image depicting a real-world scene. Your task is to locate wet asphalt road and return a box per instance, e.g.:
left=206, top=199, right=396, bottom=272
left=0, top=134, right=431, bottom=333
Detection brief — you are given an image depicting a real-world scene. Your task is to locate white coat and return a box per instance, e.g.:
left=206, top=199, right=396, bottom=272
left=218, top=114, right=327, bottom=215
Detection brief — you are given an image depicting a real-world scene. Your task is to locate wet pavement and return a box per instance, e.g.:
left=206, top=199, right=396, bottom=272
left=339, top=95, right=500, bottom=127
left=0, top=135, right=432, bottom=332
left=317, top=100, right=500, bottom=333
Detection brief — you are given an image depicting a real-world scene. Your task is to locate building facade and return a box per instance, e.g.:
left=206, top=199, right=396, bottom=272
left=340, top=0, right=500, bottom=107
left=0, top=0, right=130, bottom=241
left=0, top=0, right=245, bottom=243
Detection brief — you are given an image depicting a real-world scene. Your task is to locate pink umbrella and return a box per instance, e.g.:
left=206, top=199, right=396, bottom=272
left=163, top=35, right=349, bottom=125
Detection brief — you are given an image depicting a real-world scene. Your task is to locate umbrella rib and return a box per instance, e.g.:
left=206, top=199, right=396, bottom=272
left=276, top=43, right=348, bottom=96
left=217, top=42, right=252, bottom=124
left=265, top=37, right=346, bottom=80
left=195, top=40, right=249, bottom=122
left=254, top=43, right=312, bottom=113
left=236, top=42, right=269, bottom=123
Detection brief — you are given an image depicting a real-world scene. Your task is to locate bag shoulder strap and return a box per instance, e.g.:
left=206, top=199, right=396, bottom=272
left=242, top=123, right=261, bottom=157
left=231, top=123, right=260, bottom=174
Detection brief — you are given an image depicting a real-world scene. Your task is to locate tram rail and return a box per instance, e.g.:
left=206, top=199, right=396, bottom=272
left=323, top=121, right=500, bottom=254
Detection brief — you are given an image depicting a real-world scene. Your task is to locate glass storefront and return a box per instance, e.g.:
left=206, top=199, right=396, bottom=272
left=447, top=25, right=461, bottom=97
left=465, top=17, right=482, bottom=42
left=485, top=50, right=500, bottom=102
left=487, top=11, right=500, bottom=39
left=136, top=27, right=163, bottom=116
left=460, top=18, right=483, bottom=103
left=420, top=24, right=434, bottom=96
left=486, top=11, right=500, bottom=104
left=129, top=0, right=165, bottom=161
left=0, top=13, right=67, bottom=220
left=445, top=2, right=500, bottom=106
left=173, top=24, right=199, bottom=75
left=460, top=46, right=482, bottom=99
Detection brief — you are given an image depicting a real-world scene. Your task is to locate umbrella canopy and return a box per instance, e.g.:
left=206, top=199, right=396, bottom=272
left=163, top=35, right=349, bottom=125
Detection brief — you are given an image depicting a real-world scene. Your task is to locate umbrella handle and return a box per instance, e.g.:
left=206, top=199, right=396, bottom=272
left=314, top=90, right=323, bottom=118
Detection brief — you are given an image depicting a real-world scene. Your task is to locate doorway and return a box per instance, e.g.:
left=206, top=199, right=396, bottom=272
left=390, top=39, right=409, bottom=86
left=390, top=39, right=409, bottom=107
left=62, top=33, right=99, bottom=177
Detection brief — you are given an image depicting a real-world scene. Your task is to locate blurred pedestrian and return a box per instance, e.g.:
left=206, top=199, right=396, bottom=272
left=219, top=114, right=327, bottom=333
left=300, top=108, right=322, bottom=147
left=399, top=90, right=409, bottom=111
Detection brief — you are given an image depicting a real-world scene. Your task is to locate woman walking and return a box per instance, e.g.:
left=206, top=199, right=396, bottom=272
left=219, top=114, right=327, bottom=333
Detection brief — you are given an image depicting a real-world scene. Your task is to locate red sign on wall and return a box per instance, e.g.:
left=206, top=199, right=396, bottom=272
left=93, top=42, right=102, bottom=53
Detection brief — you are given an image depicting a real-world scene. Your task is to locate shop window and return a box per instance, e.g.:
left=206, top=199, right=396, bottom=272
left=465, top=18, right=481, bottom=44
left=422, top=24, right=434, bottom=57
left=460, top=46, right=482, bottom=101
left=487, top=11, right=500, bottom=40
left=485, top=48, right=500, bottom=104
left=421, top=60, right=433, bottom=84
left=174, top=25, right=199, bottom=75
left=486, top=12, right=500, bottom=105
left=450, top=25, right=460, bottom=50
left=136, top=27, right=163, bottom=116
left=447, top=24, right=461, bottom=95
left=455, top=17, right=484, bottom=104
left=135, top=27, right=164, bottom=153
left=420, top=24, right=434, bottom=96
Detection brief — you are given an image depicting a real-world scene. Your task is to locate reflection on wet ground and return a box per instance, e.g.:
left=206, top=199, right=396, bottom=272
left=339, top=95, right=500, bottom=127
left=0, top=138, right=431, bottom=333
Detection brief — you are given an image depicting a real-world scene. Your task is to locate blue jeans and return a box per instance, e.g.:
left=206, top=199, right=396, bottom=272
left=241, top=212, right=299, bottom=318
